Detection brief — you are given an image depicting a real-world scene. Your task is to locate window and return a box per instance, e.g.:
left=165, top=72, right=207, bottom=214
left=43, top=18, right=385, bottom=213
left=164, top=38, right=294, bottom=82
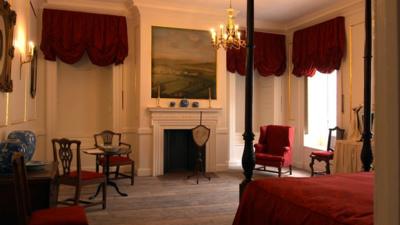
left=304, top=71, right=337, bottom=150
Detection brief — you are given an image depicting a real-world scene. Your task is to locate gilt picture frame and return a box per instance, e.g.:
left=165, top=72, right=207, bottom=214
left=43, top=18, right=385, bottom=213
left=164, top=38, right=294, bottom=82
left=0, top=0, right=16, bottom=93
left=151, top=26, right=217, bottom=100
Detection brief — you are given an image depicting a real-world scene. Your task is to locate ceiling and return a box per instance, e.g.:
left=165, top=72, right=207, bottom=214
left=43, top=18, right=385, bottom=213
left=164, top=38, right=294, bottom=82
left=133, top=0, right=354, bottom=23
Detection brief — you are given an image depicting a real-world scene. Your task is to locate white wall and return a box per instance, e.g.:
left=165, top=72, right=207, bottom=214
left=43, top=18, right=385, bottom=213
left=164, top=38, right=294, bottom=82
left=229, top=71, right=285, bottom=166
left=54, top=56, right=113, bottom=167
left=38, top=0, right=137, bottom=170
left=133, top=2, right=288, bottom=174
left=56, top=56, right=113, bottom=138
left=133, top=5, right=230, bottom=175
left=0, top=0, right=46, bottom=161
left=284, top=1, right=367, bottom=170
left=4, top=0, right=371, bottom=176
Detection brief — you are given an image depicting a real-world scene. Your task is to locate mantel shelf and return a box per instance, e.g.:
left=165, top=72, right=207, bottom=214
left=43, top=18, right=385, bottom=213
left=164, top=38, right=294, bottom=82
left=148, top=107, right=222, bottom=113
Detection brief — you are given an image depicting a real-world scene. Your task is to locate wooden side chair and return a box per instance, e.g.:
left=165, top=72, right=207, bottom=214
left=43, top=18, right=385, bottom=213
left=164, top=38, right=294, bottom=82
left=94, top=130, right=134, bottom=185
left=52, top=138, right=106, bottom=209
left=309, top=126, right=345, bottom=176
left=12, top=152, right=88, bottom=225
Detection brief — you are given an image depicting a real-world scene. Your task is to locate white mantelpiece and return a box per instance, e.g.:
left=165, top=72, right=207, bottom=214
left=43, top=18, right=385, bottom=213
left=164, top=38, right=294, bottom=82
left=149, top=107, right=222, bottom=176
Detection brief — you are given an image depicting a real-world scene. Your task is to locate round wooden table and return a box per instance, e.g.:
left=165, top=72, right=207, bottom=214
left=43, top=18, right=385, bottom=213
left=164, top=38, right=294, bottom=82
left=84, top=146, right=131, bottom=197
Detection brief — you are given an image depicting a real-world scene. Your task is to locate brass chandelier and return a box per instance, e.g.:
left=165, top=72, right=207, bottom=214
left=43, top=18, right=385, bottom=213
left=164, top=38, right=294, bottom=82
left=210, top=0, right=246, bottom=50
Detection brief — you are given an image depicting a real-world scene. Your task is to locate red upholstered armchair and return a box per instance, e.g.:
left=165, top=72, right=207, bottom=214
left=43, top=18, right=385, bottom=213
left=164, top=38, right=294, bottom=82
left=254, top=125, right=294, bottom=177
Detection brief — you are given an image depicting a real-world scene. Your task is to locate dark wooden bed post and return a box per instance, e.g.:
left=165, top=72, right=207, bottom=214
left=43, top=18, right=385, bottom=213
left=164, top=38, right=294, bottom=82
left=361, top=0, right=373, bottom=171
left=239, top=0, right=255, bottom=199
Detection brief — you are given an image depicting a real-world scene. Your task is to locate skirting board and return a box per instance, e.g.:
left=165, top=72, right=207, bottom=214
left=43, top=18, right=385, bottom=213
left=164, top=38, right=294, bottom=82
left=137, top=168, right=152, bottom=176
left=216, top=163, right=229, bottom=171
left=229, top=160, right=241, bottom=168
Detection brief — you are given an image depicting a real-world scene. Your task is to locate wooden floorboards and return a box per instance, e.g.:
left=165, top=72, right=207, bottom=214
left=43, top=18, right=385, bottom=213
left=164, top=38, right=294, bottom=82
left=59, top=167, right=308, bottom=225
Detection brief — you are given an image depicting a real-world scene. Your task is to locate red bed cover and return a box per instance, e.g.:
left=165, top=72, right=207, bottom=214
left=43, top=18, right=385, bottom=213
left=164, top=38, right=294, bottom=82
left=233, top=172, right=373, bottom=225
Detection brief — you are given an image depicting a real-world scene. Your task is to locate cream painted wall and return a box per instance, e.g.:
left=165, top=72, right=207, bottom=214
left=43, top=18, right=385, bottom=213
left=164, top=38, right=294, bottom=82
left=0, top=0, right=46, bottom=161
left=133, top=2, right=291, bottom=174
left=38, top=0, right=138, bottom=171
left=54, top=56, right=113, bottom=168
left=133, top=5, right=230, bottom=175
left=229, top=71, right=285, bottom=166
left=56, top=56, right=113, bottom=138
left=284, top=1, right=368, bottom=170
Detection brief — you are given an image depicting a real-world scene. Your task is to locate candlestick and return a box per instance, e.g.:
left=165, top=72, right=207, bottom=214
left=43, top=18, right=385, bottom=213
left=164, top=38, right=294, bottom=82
left=157, top=85, right=160, bottom=107
left=208, top=87, right=212, bottom=108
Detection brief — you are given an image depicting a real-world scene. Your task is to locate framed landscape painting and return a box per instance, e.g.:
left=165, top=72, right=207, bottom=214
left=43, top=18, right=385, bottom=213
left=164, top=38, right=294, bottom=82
left=151, top=26, right=216, bottom=99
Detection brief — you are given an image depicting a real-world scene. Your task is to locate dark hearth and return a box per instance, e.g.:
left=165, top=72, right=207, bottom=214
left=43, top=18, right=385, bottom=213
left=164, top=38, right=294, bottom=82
left=164, top=129, right=205, bottom=173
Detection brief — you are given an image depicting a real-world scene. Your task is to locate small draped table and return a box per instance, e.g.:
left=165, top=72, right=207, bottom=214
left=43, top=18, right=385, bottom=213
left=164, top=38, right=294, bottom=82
left=332, top=139, right=374, bottom=174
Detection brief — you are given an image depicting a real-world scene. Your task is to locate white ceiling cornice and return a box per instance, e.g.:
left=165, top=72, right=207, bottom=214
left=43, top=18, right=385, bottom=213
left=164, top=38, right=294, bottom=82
left=133, top=0, right=221, bottom=17
left=133, top=0, right=285, bottom=32
left=42, top=0, right=135, bottom=16
left=285, top=0, right=364, bottom=31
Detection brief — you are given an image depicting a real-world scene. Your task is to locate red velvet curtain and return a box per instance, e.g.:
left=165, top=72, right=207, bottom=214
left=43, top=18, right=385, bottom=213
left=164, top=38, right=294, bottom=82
left=40, top=9, right=128, bottom=66
left=227, top=32, right=286, bottom=76
left=292, top=17, right=346, bottom=77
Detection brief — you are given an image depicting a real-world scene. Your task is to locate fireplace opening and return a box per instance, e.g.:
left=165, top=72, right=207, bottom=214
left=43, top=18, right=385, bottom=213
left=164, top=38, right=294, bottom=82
left=164, top=129, right=205, bottom=173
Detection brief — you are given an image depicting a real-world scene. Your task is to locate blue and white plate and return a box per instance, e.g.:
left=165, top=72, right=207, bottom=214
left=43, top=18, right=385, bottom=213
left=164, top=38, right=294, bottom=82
left=26, top=160, right=46, bottom=171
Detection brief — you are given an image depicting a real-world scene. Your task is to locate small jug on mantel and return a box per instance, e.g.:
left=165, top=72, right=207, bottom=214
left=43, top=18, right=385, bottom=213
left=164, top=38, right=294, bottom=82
left=180, top=98, right=189, bottom=107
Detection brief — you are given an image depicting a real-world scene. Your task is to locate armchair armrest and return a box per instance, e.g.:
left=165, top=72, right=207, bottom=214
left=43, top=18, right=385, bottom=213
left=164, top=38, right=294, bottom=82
left=266, top=146, right=291, bottom=156
left=254, top=143, right=268, bottom=153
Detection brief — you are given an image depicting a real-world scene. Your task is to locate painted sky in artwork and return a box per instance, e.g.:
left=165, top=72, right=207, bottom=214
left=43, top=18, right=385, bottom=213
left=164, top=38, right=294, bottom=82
left=152, top=27, right=215, bottom=63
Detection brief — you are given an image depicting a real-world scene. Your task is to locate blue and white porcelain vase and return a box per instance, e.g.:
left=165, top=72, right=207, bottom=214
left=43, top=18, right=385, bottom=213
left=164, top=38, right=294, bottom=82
left=0, top=139, right=27, bottom=174
left=8, top=130, right=36, bottom=161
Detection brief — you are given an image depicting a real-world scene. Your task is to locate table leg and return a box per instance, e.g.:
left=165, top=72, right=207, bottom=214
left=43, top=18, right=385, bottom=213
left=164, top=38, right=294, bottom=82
left=90, top=154, right=128, bottom=198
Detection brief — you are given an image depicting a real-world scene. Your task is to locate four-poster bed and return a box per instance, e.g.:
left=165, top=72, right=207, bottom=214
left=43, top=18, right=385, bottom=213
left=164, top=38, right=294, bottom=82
left=235, top=0, right=374, bottom=224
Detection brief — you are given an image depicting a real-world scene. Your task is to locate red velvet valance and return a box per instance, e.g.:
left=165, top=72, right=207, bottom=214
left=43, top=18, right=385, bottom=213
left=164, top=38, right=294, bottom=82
left=292, top=17, right=346, bottom=77
left=227, top=32, right=286, bottom=76
left=40, top=9, right=128, bottom=66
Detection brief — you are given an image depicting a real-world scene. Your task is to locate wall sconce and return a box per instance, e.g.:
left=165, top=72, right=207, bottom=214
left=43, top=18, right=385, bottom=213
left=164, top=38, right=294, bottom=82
left=20, top=41, right=35, bottom=64
left=14, top=40, right=35, bottom=79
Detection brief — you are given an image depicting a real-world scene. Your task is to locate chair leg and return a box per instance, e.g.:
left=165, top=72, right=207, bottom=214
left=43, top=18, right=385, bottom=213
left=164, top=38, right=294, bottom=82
left=325, top=160, right=331, bottom=175
left=310, top=157, right=315, bottom=177
left=102, top=182, right=107, bottom=209
left=115, top=166, right=120, bottom=178
left=74, top=185, right=81, bottom=205
left=131, top=161, right=135, bottom=185
left=289, top=165, right=292, bottom=175
left=96, top=156, right=99, bottom=173
left=278, top=167, right=282, bottom=177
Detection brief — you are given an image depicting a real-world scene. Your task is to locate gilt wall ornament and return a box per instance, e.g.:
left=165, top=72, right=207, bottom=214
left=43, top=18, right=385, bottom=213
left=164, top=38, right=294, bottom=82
left=0, top=0, right=16, bottom=93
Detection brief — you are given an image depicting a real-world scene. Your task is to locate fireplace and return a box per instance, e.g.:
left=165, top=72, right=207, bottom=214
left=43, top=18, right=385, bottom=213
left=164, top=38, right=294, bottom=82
left=149, top=107, right=220, bottom=176
left=163, top=129, right=206, bottom=173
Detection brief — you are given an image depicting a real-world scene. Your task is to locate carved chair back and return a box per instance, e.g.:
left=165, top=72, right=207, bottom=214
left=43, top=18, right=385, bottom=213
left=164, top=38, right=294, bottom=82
left=94, top=130, right=121, bottom=147
left=52, top=138, right=81, bottom=177
left=12, top=152, right=31, bottom=225
left=327, top=126, right=345, bottom=152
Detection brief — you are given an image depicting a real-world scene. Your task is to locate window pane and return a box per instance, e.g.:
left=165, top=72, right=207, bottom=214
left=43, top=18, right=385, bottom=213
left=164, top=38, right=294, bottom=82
left=304, top=71, right=337, bottom=150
